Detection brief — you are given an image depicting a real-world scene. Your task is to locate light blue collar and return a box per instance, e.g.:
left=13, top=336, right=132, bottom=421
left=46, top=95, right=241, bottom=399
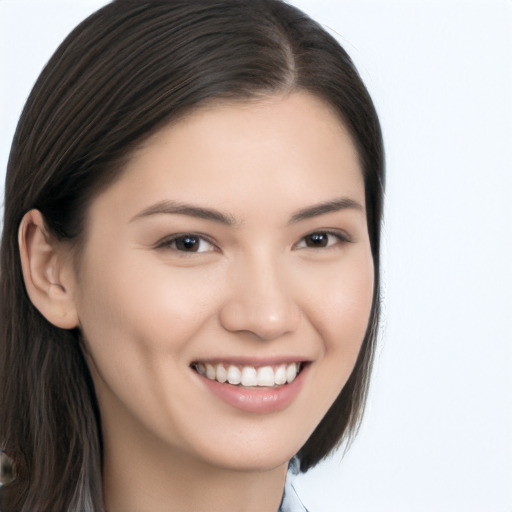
left=278, top=458, right=310, bottom=512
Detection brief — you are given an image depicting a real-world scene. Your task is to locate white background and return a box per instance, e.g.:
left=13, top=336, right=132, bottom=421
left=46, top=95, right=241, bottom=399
left=1, top=1, right=511, bottom=511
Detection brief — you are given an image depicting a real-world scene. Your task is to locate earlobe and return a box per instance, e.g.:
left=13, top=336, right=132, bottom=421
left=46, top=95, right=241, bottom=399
left=18, top=209, right=79, bottom=329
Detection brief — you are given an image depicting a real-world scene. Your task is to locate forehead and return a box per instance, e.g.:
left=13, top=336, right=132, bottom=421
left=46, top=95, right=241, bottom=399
left=88, top=91, right=365, bottom=223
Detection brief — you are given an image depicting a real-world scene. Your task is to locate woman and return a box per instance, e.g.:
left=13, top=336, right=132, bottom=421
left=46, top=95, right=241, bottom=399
left=0, top=1, right=384, bottom=511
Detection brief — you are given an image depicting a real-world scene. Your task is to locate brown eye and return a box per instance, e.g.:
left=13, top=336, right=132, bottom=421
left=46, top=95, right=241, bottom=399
left=304, top=233, right=329, bottom=247
left=157, top=234, right=216, bottom=253
left=175, top=235, right=201, bottom=251
left=295, top=231, right=349, bottom=250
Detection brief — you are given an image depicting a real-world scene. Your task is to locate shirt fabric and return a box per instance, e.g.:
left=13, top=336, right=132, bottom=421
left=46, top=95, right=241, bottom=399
left=278, top=458, right=310, bottom=512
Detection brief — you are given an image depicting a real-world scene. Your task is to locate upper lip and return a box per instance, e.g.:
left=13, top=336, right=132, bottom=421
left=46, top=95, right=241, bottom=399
left=190, top=356, right=311, bottom=367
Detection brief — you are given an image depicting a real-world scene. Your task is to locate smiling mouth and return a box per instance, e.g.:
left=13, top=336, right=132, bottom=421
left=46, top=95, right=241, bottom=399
left=191, top=362, right=304, bottom=388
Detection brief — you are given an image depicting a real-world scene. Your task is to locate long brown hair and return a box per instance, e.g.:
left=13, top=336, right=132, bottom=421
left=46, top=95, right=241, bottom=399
left=0, top=1, right=384, bottom=510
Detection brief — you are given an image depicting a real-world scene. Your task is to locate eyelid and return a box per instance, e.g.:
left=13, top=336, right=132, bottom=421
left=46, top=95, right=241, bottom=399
left=293, top=229, right=353, bottom=249
left=154, top=232, right=218, bottom=253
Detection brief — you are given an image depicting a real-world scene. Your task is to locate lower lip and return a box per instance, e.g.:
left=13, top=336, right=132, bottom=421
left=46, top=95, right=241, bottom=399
left=195, top=365, right=308, bottom=414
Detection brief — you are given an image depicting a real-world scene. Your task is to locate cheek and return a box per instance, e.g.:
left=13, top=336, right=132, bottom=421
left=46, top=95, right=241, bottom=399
left=303, top=253, right=374, bottom=343
left=75, top=253, right=224, bottom=374
left=300, top=251, right=374, bottom=386
left=74, top=257, right=227, bottom=434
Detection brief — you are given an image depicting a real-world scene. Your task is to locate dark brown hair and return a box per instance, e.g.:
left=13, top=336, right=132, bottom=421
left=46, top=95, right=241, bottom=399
left=0, top=1, right=384, bottom=510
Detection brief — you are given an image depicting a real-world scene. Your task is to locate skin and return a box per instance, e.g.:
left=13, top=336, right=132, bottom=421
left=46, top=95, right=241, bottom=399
left=21, top=91, right=374, bottom=512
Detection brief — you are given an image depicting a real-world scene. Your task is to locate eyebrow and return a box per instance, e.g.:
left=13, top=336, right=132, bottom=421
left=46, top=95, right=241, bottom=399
left=130, top=197, right=363, bottom=225
left=288, top=197, right=364, bottom=224
left=130, top=200, right=238, bottom=225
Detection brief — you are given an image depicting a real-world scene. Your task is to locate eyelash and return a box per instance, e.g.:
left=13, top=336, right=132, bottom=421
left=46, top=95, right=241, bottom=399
left=294, top=230, right=351, bottom=249
left=155, top=233, right=217, bottom=254
left=155, top=230, right=351, bottom=255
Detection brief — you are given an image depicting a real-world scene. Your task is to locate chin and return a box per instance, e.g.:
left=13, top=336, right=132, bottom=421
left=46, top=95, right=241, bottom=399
left=187, top=433, right=301, bottom=473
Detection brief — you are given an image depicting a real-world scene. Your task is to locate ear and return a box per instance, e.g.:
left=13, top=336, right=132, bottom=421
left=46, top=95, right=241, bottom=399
left=18, top=209, right=79, bottom=329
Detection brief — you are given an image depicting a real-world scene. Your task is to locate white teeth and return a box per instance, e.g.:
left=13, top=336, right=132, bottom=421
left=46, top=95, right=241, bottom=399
left=286, top=363, right=297, bottom=383
left=274, top=364, right=287, bottom=386
left=216, top=363, right=227, bottom=383
left=206, top=363, right=216, bottom=380
left=256, top=366, right=275, bottom=387
left=241, top=367, right=258, bottom=386
left=195, top=361, right=302, bottom=387
left=227, top=365, right=241, bottom=385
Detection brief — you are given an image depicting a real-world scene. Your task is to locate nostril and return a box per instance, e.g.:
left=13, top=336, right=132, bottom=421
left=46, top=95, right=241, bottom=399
left=218, top=297, right=301, bottom=341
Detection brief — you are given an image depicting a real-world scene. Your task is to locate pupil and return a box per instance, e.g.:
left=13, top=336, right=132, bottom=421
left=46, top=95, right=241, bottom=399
left=307, top=233, right=328, bottom=247
left=177, top=236, right=199, bottom=251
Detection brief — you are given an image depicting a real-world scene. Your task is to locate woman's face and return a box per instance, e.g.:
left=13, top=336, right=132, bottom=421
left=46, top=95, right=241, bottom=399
left=71, top=91, right=374, bottom=472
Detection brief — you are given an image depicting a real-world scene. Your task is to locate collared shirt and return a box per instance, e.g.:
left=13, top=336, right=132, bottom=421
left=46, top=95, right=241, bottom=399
left=278, top=458, right=310, bottom=512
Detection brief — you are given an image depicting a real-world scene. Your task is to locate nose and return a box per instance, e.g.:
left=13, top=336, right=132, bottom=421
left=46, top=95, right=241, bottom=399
left=219, top=256, right=301, bottom=341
